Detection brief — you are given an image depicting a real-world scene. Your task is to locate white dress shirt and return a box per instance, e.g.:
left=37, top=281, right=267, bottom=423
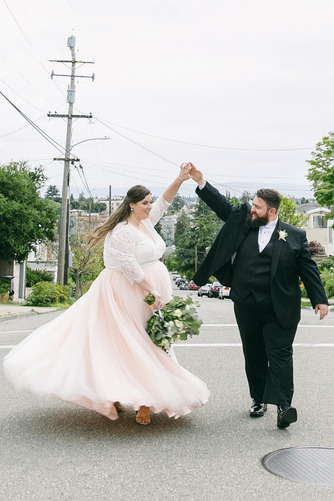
left=258, top=218, right=278, bottom=252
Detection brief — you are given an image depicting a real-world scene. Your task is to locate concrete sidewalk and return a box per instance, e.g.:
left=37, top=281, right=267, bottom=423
left=0, top=303, right=59, bottom=321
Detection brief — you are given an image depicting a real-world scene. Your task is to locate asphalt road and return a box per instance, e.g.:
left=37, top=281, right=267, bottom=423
left=1, top=287, right=334, bottom=501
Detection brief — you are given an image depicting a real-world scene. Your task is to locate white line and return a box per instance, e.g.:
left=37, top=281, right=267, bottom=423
left=174, top=343, right=334, bottom=347
left=0, top=330, right=33, bottom=334
left=1, top=343, right=334, bottom=350
left=298, top=325, right=334, bottom=329
left=1, top=325, right=332, bottom=334
left=201, top=324, right=237, bottom=327
left=201, top=324, right=334, bottom=328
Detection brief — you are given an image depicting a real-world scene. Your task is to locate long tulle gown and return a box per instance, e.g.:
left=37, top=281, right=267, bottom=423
left=4, top=196, right=209, bottom=420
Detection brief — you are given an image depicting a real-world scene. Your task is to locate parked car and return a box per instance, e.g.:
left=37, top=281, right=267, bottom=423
left=197, top=283, right=212, bottom=297
left=208, top=281, right=221, bottom=298
left=173, top=275, right=181, bottom=282
left=179, top=281, right=189, bottom=290
left=175, top=277, right=184, bottom=286
left=177, top=279, right=187, bottom=288
left=218, top=286, right=231, bottom=299
left=188, top=280, right=199, bottom=291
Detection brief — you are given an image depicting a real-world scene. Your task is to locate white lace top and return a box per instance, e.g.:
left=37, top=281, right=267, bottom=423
left=103, top=195, right=170, bottom=284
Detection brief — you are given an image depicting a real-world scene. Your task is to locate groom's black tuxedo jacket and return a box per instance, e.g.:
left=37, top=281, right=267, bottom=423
left=193, top=182, right=328, bottom=328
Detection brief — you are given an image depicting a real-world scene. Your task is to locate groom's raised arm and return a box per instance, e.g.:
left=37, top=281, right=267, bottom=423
left=188, top=163, right=234, bottom=221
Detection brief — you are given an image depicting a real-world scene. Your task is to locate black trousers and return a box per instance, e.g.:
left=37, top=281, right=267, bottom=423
left=233, top=294, right=297, bottom=408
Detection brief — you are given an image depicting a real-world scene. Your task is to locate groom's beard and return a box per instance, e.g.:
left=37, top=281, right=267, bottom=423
left=246, top=211, right=269, bottom=228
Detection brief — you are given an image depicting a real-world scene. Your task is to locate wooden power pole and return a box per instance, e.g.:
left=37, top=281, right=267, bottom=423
left=48, top=36, right=94, bottom=284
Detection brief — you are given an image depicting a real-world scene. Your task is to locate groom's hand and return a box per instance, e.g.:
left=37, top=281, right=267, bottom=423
left=188, top=163, right=205, bottom=186
left=315, top=304, right=328, bottom=320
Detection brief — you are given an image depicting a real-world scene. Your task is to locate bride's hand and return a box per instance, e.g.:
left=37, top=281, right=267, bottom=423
left=150, top=290, right=165, bottom=310
left=177, top=162, right=192, bottom=183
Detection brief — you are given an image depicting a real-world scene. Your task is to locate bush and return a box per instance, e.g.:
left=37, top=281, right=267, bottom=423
left=26, top=281, right=72, bottom=306
left=26, top=266, right=53, bottom=287
left=321, top=270, right=334, bottom=299
left=324, top=278, right=334, bottom=298
left=318, top=257, right=334, bottom=273
left=0, top=277, right=10, bottom=295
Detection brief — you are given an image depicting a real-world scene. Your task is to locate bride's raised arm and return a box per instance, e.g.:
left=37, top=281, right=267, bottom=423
left=162, top=163, right=191, bottom=203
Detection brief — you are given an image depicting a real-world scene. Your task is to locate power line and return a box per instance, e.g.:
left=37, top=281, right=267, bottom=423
left=3, top=0, right=31, bottom=44
left=0, top=90, right=65, bottom=154
left=95, top=117, right=313, bottom=152
left=95, top=117, right=179, bottom=167
left=75, top=164, right=93, bottom=198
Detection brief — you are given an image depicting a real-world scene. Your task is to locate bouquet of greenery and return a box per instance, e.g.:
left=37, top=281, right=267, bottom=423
left=144, top=293, right=202, bottom=352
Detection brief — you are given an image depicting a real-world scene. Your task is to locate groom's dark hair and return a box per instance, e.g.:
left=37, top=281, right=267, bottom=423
left=256, top=188, right=281, bottom=212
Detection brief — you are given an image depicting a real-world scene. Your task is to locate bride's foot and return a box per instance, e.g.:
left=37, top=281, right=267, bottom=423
left=136, top=406, right=150, bottom=425
left=114, top=401, right=126, bottom=413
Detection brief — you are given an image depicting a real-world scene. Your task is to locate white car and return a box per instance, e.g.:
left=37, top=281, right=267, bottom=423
left=197, top=284, right=212, bottom=297
left=218, top=286, right=231, bottom=299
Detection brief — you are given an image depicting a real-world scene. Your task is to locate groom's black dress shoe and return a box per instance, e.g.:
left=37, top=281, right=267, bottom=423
left=277, top=406, right=297, bottom=429
left=250, top=400, right=267, bottom=417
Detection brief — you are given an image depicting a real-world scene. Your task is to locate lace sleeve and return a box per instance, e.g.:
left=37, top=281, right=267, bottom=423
left=105, top=225, right=144, bottom=284
left=149, top=195, right=170, bottom=226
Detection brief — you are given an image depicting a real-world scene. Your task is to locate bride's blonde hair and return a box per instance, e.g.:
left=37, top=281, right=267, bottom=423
left=85, top=185, right=151, bottom=248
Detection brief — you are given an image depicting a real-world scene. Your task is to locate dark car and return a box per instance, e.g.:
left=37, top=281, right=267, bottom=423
left=208, top=281, right=221, bottom=298
left=179, top=281, right=189, bottom=290
left=177, top=279, right=187, bottom=288
left=188, top=280, right=199, bottom=291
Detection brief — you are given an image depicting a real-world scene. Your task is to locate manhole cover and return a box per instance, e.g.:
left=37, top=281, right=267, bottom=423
left=262, top=447, right=334, bottom=486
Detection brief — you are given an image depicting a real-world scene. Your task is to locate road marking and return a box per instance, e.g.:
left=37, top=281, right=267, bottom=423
left=2, top=343, right=334, bottom=350
left=174, top=343, right=334, bottom=348
left=0, top=330, right=33, bottom=334
left=1, top=325, right=333, bottom=334
left=201, top=324, right=333, bottom=328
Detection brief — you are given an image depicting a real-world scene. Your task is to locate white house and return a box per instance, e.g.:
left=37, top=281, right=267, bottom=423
left=296, top=202, right=334, bottom=256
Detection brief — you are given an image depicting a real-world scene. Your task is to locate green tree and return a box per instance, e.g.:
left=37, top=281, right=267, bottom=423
left=0, top=162, right=57, bottom=262
left=299, top=197, right=309, bottom=205
left=278, top=195, right=306, bottom=228
left=70, top=194, right=80, bottom=210
left=69, top=220, right=104, bottom=298
left=172, top=200, right=222, bottom=278
left=307, top=132, right=334, bottom=220
left=226, top=191, right=240, bottom=206
left=173, top=211, right=195, bottom=273
left=94, top=202, right=107, bottom=213
left=168, top=194, right=185, bottom=214
left=192, top=199, right=221, bottom=268
left=45, top=185, right=61, bottom=202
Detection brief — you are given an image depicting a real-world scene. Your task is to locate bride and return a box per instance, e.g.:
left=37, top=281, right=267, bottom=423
left=4, top=163, right=209, bottom=425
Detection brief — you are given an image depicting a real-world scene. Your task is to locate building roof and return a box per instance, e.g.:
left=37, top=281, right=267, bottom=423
left=296, top=202, right=321, bottom=213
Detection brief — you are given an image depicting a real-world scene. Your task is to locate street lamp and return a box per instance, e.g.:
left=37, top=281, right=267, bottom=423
left=71, top=136, right=110, bottom=149
left=57, top=136, right=110, bottom=285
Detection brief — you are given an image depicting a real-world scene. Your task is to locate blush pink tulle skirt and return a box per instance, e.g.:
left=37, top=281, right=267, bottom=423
left=4, top=262, right=209, bottom=420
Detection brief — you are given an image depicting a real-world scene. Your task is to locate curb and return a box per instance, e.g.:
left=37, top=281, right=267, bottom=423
left=0, top=309, right=61, bottom=323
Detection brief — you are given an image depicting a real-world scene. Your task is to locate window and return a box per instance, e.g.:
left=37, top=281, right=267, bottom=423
left=313, top=215, right=327, bottom=228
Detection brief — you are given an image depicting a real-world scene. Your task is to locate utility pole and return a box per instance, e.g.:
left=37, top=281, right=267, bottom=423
left=48, top=36, right=94, bottom=284
left=195, top=245, right=198, bottom=273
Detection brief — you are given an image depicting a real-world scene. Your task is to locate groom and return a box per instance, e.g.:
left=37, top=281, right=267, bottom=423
left=189, top=163, right=328, bottom=429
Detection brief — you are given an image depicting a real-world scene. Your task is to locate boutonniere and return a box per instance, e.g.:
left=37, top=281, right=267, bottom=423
left=278, top=229, right=288, bottom=241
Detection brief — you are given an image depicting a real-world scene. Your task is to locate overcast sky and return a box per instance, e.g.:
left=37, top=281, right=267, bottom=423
left=1, top=0, right=334, bottom=199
